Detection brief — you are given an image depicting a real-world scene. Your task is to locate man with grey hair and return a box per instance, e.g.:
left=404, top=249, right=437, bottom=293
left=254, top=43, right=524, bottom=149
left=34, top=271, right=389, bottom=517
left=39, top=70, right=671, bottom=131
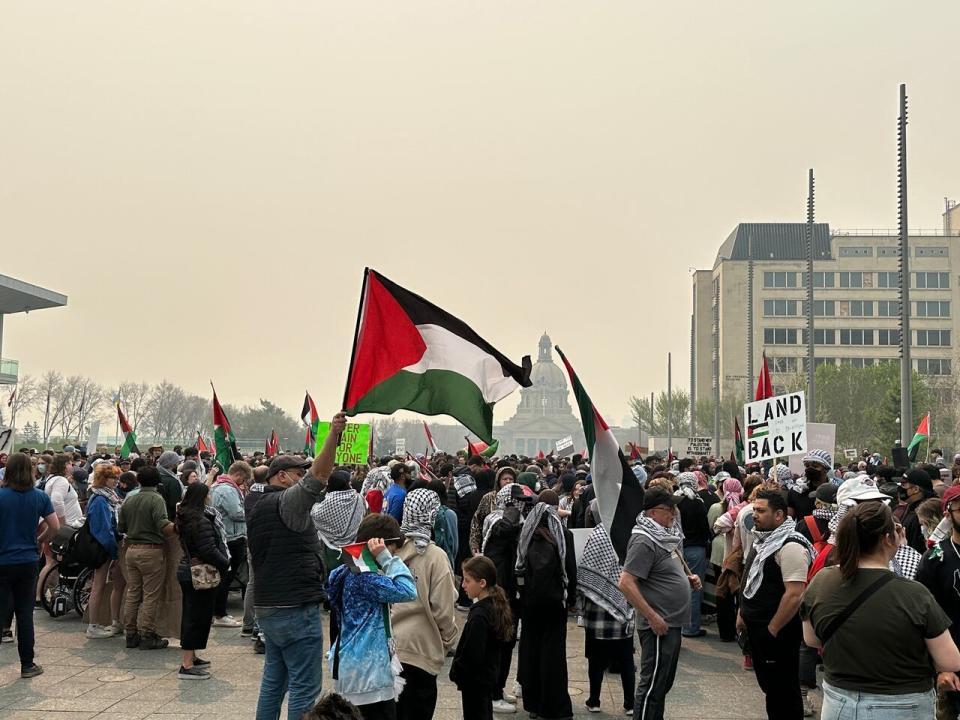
left=156, top=450, right=185, bottom=521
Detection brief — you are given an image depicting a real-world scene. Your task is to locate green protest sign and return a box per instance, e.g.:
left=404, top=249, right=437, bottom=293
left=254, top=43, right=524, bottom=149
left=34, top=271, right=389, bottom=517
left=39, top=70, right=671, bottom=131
left=315, top=421, right=371, bottom=465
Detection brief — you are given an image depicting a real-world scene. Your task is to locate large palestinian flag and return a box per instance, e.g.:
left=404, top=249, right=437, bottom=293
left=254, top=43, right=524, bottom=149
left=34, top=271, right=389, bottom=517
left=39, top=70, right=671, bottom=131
left=907, top=412, right=930, bottom=463
left=212, top=389, right=239, bottom=471
left=557, top=346, right=645, bottom=562
left=301, top=391, right=320, bottom=455
left=343, top=269, right=532, bottom=444
left=117, top=404, right=139, bottom=459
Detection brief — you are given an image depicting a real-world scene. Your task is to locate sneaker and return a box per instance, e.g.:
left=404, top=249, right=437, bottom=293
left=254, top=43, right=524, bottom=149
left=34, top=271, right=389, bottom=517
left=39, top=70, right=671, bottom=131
left=20, top=664, right=43, bottom=679
left=681, top=628, right=707, bottom=638
left=125, top=632, right=140, bottom=649
left=178, top=665, right=210, bottom=680
left=240, top=626, right=254, bottom=637
left=585, top=701, right=601, bottom=713
left=1, top=629, right=12, bottom=643
left=455, top=603, right=470, bottom=613
left=86, top=624, right=115, bottom=639
left=139, top=633, right=169, bottom=650
left=213, top=615, right=241, bottom=628
left=492, top=699, right=517, bottom=714
left=192, top=657, right=211, bottom=668
left=253, top=637, right=265, bottom=654
left=743, top=654, right=753, bottom=671
left=109, top=621, right=123, bottom=636
left=624, top=708, right=634, bottom=716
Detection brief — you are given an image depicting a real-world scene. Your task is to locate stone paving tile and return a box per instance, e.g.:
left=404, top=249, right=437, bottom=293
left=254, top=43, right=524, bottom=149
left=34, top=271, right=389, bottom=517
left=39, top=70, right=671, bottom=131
left=0, top=600, right=775, bottom=719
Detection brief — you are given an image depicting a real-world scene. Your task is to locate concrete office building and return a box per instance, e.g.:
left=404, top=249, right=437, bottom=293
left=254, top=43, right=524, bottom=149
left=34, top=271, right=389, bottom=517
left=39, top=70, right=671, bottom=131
left=691, top=202, right=960, bottom=451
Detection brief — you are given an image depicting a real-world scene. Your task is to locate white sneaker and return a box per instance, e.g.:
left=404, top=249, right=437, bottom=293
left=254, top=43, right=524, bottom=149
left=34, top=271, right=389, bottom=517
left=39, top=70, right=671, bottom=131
left=492, top=699, right=517, bottom=714
left=86, top=624, right=114, bottom=639
left=109, top=621, right=123, bottom=636
left=213, top=615, right=242, bottom=628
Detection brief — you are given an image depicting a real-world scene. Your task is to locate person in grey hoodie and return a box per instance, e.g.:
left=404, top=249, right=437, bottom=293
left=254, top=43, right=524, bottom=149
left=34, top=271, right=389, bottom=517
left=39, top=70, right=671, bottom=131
left=156, top=451, right=185, bottom=521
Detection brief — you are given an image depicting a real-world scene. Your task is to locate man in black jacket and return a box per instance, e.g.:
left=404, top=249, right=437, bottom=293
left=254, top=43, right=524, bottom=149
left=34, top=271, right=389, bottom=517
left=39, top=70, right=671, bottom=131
left=248, top=412, right=345, bottom=720
left=901, top=468, right=936, bottom=554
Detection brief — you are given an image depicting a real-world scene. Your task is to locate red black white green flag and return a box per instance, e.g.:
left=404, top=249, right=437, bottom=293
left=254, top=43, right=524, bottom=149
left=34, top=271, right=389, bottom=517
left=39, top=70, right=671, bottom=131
left=907, top=412, right=930, bottom=462
left=212, top=388, right=238, bottom=471
left=557, top=346, right=645, bottom=562
left=343, top=269, right=531, bottom=444
left=301, top=391, right=320, bottom=454
left=117, top=404, right=139, bottom=459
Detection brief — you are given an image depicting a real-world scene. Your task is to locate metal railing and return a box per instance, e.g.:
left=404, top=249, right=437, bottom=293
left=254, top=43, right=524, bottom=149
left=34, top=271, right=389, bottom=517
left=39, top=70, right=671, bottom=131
left=833, top=228, right=956, bottom=237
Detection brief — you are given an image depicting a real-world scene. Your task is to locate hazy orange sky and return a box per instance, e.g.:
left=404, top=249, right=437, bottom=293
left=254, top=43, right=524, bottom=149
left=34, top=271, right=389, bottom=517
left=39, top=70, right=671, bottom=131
left=3, top=2, right=958, bottom=429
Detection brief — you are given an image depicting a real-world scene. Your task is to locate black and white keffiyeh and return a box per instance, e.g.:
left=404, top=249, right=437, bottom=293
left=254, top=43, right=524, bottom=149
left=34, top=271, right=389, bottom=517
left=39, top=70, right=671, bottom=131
left=401, top=488, right=441, bottom=554
left=481, top=484, right=522, bottom=552
left=453, top=472, right=477, bottom=498
left=891, top=544, right=921, bottom=580
left=311, top=489, right=367, bottom=550
left=361, top=466, right=392, bottom=496
left=577, top=524, right=632, bottom=624
left=515, top=502, right=568, bottom=598
left=675, top=472, right=700, bottom=501
left=743, top=518, right=813, bottom=599
left=631, top=513, right=684, bottom=553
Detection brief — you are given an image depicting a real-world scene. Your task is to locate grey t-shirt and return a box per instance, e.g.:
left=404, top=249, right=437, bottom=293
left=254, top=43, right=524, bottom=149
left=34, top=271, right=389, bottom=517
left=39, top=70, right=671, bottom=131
left=623, top=533, right=691, bottom=629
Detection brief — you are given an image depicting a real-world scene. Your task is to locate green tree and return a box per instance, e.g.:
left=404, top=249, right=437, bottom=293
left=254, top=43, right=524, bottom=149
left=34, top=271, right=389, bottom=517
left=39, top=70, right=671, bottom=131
left=628, top=390, right=689, bottom=438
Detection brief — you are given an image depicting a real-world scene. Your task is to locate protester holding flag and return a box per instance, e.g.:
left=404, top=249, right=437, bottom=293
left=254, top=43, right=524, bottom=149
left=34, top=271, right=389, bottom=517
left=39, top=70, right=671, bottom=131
left=210, top=460, right=252, bottom=628
left=327, top=513, right=418, bottom=718
left=248, top=412, right=346, bottom=720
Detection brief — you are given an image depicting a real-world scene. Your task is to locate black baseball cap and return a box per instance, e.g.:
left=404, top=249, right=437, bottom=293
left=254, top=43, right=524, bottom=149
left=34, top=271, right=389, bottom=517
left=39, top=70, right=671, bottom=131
left=643, top=487, right=681, bottom=512
left=809, top=483, right=838, bottom=503
left=266, top=455, right=311, bottom=480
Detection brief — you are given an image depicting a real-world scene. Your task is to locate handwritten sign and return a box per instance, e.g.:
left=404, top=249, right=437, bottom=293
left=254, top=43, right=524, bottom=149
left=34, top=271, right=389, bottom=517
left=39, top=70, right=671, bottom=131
left=315, top=421, right=371, bottom=465
left=743, top=392, right=807, bottom=463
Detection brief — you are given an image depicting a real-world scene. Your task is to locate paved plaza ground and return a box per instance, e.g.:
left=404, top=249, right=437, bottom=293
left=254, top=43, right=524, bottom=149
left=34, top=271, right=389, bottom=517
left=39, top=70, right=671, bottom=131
left=1, top=603, right=772, bottom=720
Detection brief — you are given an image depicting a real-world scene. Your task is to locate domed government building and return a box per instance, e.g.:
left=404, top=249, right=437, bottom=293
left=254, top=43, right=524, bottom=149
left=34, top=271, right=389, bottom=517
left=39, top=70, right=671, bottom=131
left=495, top=333, right=587, bottom=456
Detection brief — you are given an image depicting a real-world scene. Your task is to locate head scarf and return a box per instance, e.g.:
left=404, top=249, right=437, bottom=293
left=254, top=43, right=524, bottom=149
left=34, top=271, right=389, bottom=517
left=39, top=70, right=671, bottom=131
left=365, top=489, right=384, bottom=514
left=515, top=502, right=568, bottom=600
left=577, top=523, right=633, bottom=624
left=517, top=471, right=539, bottom=492
left=694, top=471, right=709, bottom=490
left=452, top=470, right=477, bottom=498
left=311, top=489, right=367, bottom=550
left=400, top=489, right=441, bottom=554
left=675, top=472, right=700, bottom=501
left=481, top=483, right=523, bottom=552
left=361, top=466, right=391, bottom=495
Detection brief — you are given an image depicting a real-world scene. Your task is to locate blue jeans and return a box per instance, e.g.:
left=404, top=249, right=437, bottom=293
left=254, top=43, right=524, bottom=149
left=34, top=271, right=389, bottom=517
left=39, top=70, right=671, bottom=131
left=822, top=681, right=935, bottom=720
left=255, top=604, right=324, bottom=720
left=681, top=545, right=707, bottom=636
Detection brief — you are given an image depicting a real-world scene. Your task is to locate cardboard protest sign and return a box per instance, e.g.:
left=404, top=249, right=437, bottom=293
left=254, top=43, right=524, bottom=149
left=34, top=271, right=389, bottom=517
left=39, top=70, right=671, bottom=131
left=743, top=392, right=807, bottom=464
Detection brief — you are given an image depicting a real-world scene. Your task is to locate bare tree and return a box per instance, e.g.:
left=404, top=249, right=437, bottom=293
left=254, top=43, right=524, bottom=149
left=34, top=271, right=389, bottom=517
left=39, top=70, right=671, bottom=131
left=39, top=371, right=65, bottom=444
left=143, top=380, right=187, bottom=442
left=119, top=381, right=152, bottom=433
left=1, top=374, right=40, bottom=430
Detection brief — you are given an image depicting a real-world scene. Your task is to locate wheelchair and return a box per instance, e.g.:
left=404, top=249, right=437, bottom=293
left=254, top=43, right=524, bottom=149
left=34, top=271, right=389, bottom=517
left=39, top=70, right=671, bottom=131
left=38, top=526, right=94, bottom=618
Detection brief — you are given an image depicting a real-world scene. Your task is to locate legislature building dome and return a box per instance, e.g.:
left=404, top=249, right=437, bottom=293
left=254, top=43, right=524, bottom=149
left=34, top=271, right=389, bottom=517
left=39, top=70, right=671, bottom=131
left=529, top=333, right=567, bottom=388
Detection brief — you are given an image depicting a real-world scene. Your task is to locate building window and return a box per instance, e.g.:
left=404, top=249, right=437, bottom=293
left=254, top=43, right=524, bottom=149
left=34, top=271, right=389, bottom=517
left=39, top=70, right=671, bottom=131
left=839, top=272, right=864, bottom=288
left=813, top=300, right=835, bottom=317
left=918, top=358, right=952, bottom=376
left=913, top=272, right=950, bottom=289
left=763, top=299, right=799, bottom=316
left=841, top=358, right=877, bottom=368
left=878, top=247, right=899, bottom=257
left=916, top=329, right=951, bottom=347
left=763, top=271, right=797, bottom=289
left=849, top=300, right=873, bottom=317
left=803, top=329, right=836, bottom=345
left=916, top=247, right=949, bottom=257
left=915, top=301, right=950, bottom=318
left=878, top=300, right=900, bottom=317
left=763, top=328, right=798, bottom=345
left=878, top=329, right=900, bottom=346
left=877, top=271, right=900, bottom=288
left=839, top=246, right=873, bottom=257
left=840, top=329, right=873, bottom=346
left=770, top=356, right=798, bottom=373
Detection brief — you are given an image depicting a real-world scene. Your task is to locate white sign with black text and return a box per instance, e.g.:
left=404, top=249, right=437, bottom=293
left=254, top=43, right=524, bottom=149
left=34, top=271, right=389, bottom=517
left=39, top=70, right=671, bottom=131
left=743, top=392, right=807, bottom=463
left=555, top=435, right=574, bottom=457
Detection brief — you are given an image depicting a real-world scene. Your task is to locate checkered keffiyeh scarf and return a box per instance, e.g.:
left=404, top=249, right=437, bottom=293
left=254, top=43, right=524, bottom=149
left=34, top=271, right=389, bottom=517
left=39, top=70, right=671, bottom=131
left=515, top=502, right=568, bottom=599
left=453, top=471, right=477, bottom=497
left=311, top=490, right=367, bottom=550
left=401, top=488, right=441, bottom=554
left=743, top=519, right=813, bottom=600
left=632, top=513, right=684, bottom=553
left=361, top=466, right=392, bottom=495
left=577, top=524, right=631, bottom=624
left=675, top=472, right=700, bottom=501
left=828, top=502, right=920, bottom=580
left=482, top=484, right=523, bottom=553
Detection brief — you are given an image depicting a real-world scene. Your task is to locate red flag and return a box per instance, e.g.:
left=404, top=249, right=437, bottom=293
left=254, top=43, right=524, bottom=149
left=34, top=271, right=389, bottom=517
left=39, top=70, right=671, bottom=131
left=537, top=449, right=545, bottom=460
left=627, top=442, right=641, bottom=461
left=755, top=351, right=774, bottom=401
left=423, top=421, right=439, bottom=454
left=117, top=405, right=133, bottom=435
left=265, top=430, right=280, bottom=458
left=465, top=436, right=481, bottom=457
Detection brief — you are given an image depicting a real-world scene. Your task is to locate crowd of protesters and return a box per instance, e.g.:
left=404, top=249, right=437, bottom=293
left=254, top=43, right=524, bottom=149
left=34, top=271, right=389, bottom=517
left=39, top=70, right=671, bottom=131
left=6, top=424, right=960, bottom=720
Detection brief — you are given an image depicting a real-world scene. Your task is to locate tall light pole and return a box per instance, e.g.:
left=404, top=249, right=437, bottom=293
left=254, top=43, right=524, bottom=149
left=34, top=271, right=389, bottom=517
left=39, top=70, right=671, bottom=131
left=667, top=352, right=673, bottom=456
left=805, top=169, right=816, bottom=420
left=898, top=84, right=912, bottom=445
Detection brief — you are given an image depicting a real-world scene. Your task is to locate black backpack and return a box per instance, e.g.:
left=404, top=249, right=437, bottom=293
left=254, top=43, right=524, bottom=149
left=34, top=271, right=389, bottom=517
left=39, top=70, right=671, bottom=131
left=520, top=533, right=564, bottom=607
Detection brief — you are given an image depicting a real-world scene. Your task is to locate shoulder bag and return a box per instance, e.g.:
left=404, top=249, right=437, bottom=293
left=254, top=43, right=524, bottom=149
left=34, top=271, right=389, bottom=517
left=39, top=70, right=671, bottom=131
left=819, top=572, right=895, bottom=646
left=179, top=534, right=221, bottom=591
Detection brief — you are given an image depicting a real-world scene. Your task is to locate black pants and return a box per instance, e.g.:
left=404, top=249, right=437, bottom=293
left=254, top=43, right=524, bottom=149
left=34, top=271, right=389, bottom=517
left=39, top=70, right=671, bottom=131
left=799, top=642, right=819, bottom=689
left=585, top=632, right=635, bottom=710
left=461, top=686, right=494, bottom=720
left=714, top=565, right=738, bottom=642
left=492, top=605, right=520, bottom=701
left=634, top=627, right=682, bottom=720
left=517, top=605, right=573, bottom=719
left=214, top=537, right=246, bottom=617
left=0, top=562, right=38, bottom=669
left=179, top=579, right=217, bottom=651
left=397, top=663, right=438, bottom=720
left=360, top=700, right=397, bottom=720
left=746, top=618, right=803, bottom=720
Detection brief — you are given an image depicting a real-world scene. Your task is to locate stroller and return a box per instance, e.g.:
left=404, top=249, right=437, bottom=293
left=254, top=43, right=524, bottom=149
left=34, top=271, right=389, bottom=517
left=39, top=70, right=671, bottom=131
left=38, top=526, right=94, bottom=618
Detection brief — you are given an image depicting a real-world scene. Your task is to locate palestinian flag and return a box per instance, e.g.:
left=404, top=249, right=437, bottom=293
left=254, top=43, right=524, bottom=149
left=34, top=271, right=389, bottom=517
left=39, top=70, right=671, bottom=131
left=117, top=404, right=139, bottom=459
left=755, top=351, right=774, bottom=401
left=907, top=412, right=930, bottom=462
left=465, top=437, right=499, bottom=458
left=557, top=346, right=645, bottom=562
left=423, top=421, right=439, bottom=454
left=212, top=388, right=238, bottom=471
left=343, top=269, right=531, bottom=444
left=341, top=541, right=381, bottom=574
left=301, top=391, right=320, bottom=455
left=734, top=416, right=745, bottom=465
left=266, top=430, right=280, bottom=458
